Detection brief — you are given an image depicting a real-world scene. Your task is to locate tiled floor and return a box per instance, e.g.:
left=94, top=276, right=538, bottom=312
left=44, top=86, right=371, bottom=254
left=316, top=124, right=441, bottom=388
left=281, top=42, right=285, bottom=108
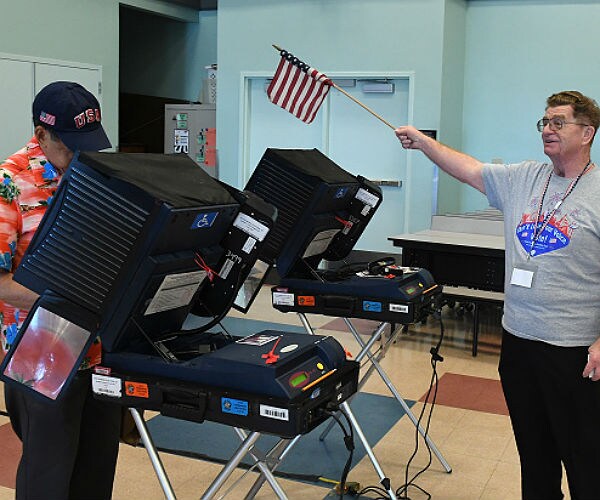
left=0, top=289, right=571, bottom=499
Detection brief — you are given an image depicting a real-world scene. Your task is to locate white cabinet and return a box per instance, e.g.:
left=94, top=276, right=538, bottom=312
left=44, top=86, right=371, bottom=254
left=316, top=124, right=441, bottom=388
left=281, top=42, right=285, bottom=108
left=0, top=58, right=34, bottom=161
left=34, top=63, right=101, bottom=98
left=0, top=53, right=102, bottom=161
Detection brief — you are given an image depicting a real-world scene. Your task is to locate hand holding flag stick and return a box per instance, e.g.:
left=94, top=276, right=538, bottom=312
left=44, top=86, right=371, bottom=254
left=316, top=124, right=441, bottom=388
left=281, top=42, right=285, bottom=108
left=269, top=44, right=396, bottom=130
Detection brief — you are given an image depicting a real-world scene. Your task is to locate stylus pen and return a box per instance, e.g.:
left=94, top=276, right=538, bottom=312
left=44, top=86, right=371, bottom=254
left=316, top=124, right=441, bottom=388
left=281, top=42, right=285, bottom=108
left=302, top=369, right=337, bottom=391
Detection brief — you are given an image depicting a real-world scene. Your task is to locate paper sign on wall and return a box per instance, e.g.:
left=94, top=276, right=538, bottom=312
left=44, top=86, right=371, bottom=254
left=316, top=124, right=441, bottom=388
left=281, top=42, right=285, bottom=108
left=174, top=129, right=189, bottom=153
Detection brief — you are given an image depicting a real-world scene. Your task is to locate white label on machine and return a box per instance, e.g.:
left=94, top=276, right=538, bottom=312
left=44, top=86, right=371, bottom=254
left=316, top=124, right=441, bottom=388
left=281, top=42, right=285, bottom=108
left=145, top=271, right=207, bottom=315
left=92, top=374, right=122, bottom=398
left=273, top=292, right=295, bottom=306
left=355, top=188, right=379, bottom=207
left=236, top=334, right=279, bottom=346
left=361, top=205, right=371, bottom=217
left=242, top=236, right=256, bottom=254
left=390, top=303, right=409, bottom=313
left=302, top=229, right=340, bottom=258
left=233, top=212, right=269, bottom=241
left=260, top=404, right=289, bottom=421
left=219, top=258, right=235, bottom=280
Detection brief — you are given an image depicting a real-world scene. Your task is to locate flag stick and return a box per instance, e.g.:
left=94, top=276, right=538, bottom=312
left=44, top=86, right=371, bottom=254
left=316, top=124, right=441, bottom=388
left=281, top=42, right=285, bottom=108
left=329, top=82, right=396, bottom=130
left=272, top=45, right=397, bottom=130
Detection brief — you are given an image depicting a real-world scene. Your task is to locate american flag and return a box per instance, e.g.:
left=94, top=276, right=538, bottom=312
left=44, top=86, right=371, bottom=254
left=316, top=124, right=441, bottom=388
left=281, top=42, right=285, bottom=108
left=267, top=49, right=332, bottom=124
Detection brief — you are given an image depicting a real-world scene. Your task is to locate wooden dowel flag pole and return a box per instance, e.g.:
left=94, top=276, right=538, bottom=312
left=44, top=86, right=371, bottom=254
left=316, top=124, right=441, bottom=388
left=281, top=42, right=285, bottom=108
left=330, top=81, right=396, bottom=130
left=269, top=44, right=397, bottom=130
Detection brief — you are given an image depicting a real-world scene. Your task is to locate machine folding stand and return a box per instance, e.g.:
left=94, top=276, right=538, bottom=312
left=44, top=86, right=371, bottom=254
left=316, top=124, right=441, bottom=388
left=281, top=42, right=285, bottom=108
left=129, top=408, right=300, bottom=499
left=298, top=313, right=452, bottom=476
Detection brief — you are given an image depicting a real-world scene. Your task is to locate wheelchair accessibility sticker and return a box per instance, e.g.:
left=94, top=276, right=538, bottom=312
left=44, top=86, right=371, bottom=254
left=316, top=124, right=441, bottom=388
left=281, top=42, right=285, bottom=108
left=334, top=187, right=348, bottom=199
left=192, top=211, right=218, bottom=229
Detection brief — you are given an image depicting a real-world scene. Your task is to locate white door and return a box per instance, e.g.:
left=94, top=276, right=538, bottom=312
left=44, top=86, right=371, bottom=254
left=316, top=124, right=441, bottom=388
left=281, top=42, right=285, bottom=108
left=243, top=76, right=411, bottom=252
left=244, top=77, right=326, bottom=183
left=0, top=58, right=35, bottom=160
left=327, top=80, right=409, bottom=251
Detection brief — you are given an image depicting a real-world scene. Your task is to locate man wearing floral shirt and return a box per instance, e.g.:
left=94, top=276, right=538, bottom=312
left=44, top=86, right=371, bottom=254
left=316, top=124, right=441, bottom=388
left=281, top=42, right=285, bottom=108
left=1, top=81, right=120, bottom=500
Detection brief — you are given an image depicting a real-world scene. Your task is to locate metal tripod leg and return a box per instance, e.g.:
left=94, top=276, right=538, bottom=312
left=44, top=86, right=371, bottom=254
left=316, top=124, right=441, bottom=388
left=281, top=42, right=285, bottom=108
left=237, top=430, right=302, bottom=500
left=319, top=323, right=386, bottom=441
left=129, top=408, right=177, bottom=500
left=297, top=311, right=318, bottom=336
left=201, top=430, right=288, bottom=499
left=354, top=322, right=404, bottom=391
left=344, top=318, right=452, bottom=473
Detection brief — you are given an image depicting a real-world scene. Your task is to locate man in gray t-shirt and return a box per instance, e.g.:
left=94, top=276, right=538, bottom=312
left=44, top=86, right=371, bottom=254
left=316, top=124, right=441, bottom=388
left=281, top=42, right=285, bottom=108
left=396, top=90, right=600, bottom=500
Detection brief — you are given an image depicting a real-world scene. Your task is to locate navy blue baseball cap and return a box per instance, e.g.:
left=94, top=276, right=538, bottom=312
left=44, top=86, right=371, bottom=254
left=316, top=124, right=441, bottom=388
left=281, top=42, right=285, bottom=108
left=32, top=81, right=111, bottom=152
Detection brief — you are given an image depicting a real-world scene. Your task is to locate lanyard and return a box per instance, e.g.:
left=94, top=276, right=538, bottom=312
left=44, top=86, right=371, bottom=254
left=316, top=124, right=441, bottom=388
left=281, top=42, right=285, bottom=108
left=528, top=160, right=591, bottom=257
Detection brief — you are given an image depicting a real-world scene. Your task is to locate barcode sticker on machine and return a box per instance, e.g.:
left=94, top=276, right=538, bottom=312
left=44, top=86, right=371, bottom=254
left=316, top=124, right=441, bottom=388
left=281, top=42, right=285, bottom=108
left=219, top=258, right=235, bottom=280
left=260, top=404, right=289, bottom=421
left=355, top=188, right=379, bottom=207
left=390, top=303, right=409, bottom=313
left=242, top=236, right=256, bottom=254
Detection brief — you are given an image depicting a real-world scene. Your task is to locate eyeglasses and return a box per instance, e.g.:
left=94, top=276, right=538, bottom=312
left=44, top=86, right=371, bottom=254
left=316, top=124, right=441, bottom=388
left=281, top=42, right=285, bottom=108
left=536, top=117, right=591, bottom=132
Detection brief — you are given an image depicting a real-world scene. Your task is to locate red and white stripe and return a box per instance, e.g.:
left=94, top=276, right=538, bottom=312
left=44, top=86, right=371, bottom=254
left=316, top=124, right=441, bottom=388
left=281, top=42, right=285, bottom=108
left=267, top=55, right=332, bottom=124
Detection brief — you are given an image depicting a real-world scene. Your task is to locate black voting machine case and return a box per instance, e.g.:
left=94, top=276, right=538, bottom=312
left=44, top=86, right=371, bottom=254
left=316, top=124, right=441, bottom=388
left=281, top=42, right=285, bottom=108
left=1, top=151, right=358, bottom=437
left=242, top=148, right=442, bottom=325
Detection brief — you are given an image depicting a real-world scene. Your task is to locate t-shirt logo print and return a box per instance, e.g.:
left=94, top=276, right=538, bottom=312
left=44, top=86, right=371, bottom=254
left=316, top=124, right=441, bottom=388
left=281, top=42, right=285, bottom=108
left=516, top=208, right=573, bottom=256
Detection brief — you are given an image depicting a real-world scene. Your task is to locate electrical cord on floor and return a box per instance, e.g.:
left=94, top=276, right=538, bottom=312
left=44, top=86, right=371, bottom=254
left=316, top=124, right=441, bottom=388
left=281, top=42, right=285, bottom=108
left=351, top=304, right=445, bottom=500
left=355, top=484, right=391, bottom=499
left=394, top=306, right=445, bottom=500
left=323, top=406, right=355, bottom=499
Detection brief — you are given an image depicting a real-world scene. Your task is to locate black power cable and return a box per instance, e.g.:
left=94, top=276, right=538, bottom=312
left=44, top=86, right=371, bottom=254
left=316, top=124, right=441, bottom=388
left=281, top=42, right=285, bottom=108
left=323, top=406, right=355, bottom=499
left=354, top=302, right=445, bottom=500
left=395, top=305, right=445, bottom=500
left=180, top=260, right=248, bottom=337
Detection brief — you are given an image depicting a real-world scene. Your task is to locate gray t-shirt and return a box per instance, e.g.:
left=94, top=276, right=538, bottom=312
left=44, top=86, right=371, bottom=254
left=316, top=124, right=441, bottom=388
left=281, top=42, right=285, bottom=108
left=483, top=160, right=600, bottom=347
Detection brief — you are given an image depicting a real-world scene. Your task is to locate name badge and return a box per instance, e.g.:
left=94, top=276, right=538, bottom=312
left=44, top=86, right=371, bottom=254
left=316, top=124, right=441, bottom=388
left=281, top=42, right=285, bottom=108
left=510, top=267, right=535, bottom=288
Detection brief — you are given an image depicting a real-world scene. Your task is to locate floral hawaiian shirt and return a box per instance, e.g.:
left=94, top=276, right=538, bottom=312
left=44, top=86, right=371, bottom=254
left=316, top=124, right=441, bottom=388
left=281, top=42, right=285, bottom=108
left=0, top=137, right=101, bottom=367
